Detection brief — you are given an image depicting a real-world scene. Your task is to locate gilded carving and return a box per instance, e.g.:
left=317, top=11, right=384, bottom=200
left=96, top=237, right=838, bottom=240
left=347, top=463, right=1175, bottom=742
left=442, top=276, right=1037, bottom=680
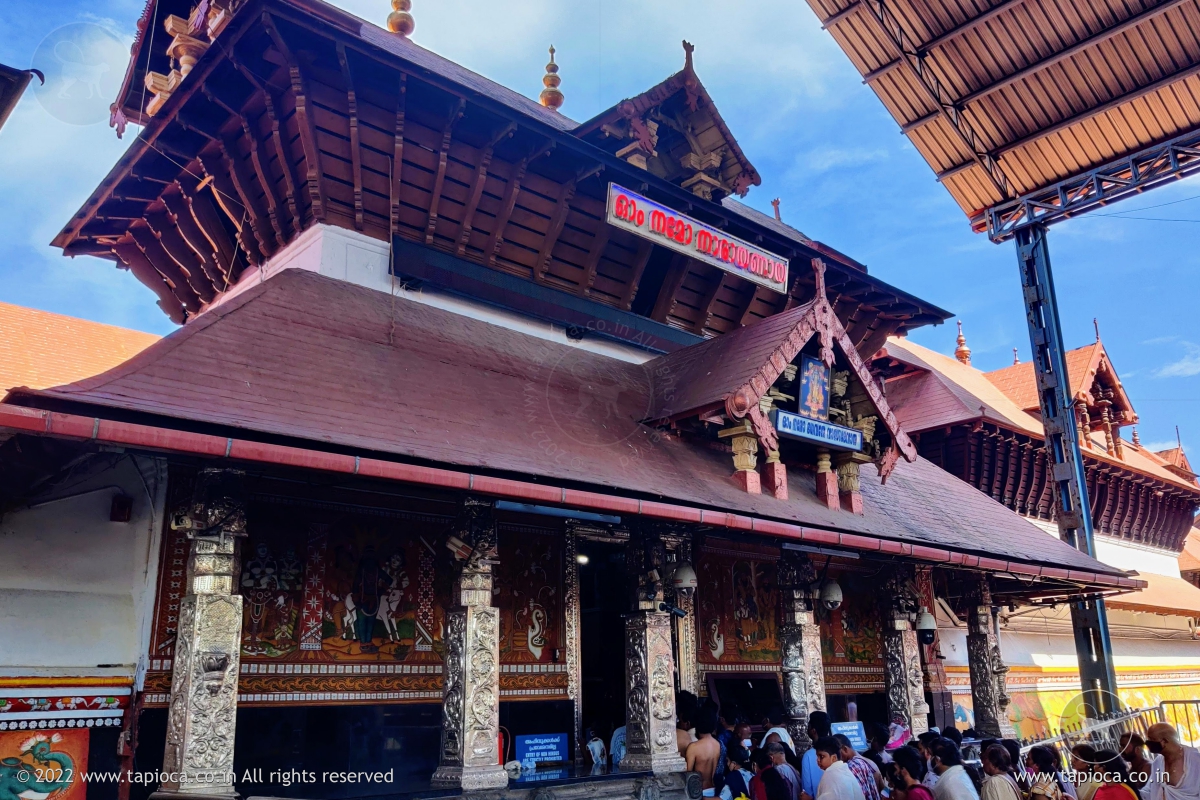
left=564, top=528, right=582, bottom=759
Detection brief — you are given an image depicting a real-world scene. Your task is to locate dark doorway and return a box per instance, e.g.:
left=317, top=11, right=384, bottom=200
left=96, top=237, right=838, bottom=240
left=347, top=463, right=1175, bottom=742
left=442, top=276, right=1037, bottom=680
left=826, top=692, right=889, bottom=727
left=579, top=539, right=627, bottom=747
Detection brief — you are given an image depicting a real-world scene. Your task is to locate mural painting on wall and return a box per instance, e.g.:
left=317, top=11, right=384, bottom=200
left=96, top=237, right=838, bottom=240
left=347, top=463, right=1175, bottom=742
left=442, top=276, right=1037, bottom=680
left=497, top=528, right=563, bottom=664
left=0, top=729, right=89, bottom=800
left=696, top=545, right=781, bottom=664
left=818, top=573, right=882, bottom=665
left=237, top=507, right=457, bottom=663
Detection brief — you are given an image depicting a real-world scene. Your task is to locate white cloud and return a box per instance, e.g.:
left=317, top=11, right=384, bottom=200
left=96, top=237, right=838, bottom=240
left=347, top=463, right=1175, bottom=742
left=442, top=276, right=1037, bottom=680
left=1142, top=440, right=1180, bottom=453
left=1155, top=342, right=1200, bottom=378
left=798, top=146, right=889, bottom=174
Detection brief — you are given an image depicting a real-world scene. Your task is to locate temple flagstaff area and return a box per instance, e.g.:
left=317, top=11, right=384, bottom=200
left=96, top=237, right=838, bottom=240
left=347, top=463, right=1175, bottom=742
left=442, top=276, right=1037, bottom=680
left=3, top=1, right=1200, bottom=800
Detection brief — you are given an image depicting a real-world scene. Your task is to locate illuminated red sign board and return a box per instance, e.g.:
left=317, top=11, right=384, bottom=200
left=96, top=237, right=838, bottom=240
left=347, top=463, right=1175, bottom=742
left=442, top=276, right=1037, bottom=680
left=605, top=183, right=789, bottom=294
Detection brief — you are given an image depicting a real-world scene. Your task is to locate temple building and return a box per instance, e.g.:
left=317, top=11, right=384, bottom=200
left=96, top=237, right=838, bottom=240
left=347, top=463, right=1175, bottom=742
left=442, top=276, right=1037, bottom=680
left=875, top=326, right=1200, bottom=738
left=0, top=0, right=1151, bottom=797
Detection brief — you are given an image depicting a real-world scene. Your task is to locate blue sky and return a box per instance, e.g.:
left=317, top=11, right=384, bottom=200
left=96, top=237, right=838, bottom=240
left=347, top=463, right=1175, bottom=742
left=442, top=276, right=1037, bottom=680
left=3, top=0, right=1199, bottom=455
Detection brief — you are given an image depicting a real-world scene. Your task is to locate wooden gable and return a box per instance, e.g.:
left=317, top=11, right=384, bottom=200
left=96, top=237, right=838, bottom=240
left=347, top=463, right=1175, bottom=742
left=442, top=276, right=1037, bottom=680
left=573, top=42, right=760, bottom=202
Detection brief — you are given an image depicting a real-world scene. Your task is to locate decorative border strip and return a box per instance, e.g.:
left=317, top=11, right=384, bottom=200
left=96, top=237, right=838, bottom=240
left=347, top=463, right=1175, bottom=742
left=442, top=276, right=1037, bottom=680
left=0, top=714, right=123, bottom=730
left=501, top=664, right=567, bottom=673
left=238, top=663, right=442, bottom=675
left=698, top=663, right=780, bottom=672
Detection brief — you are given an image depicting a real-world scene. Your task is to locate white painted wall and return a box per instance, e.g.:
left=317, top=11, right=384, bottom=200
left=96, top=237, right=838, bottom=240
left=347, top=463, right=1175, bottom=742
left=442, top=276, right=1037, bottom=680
left=0, top=454, right=166, bottom=687
left=205, top=223, right=656, bottom=365
left=1023, top=516, right=1183, bottom=577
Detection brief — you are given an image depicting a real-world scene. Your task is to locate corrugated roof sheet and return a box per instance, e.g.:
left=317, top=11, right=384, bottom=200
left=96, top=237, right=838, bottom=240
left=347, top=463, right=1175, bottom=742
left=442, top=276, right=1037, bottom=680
left=0, top=301, right=160, bottom=394
left=5, top=270, right=1123, bottom=578
left=806, top=0, right=1200, bottom=220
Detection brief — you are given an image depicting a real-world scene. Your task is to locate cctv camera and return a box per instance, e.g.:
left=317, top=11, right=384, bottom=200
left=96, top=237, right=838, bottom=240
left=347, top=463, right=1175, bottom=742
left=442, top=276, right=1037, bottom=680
left=671, top=562, right=698, bottom=598
left=819, top=579, right=843, bottom=611
left=915, top=607, right=937, bottom=646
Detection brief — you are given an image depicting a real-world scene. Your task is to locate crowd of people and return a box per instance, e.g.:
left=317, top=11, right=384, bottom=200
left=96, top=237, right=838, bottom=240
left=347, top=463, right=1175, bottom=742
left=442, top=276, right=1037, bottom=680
left=596, top=694, right=1200, bottom=800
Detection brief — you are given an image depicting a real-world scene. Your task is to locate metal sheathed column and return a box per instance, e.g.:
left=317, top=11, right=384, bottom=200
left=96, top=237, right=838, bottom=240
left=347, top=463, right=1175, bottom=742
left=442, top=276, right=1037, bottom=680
left=1014, top=225, right=1118, bottom=713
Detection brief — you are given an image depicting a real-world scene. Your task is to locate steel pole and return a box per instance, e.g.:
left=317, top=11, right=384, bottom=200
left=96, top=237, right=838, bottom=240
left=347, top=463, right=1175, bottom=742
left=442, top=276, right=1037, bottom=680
left=1014, top=224, right=1118, bottom=715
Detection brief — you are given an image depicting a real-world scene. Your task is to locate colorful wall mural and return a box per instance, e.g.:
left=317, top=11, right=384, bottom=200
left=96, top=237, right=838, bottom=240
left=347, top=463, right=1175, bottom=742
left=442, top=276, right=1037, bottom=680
left=0, top=729, right=88, bottom=800
left=818, top=571, right=884, bottom=694
left=144, top=494, right=566, bottom=706
left=696, top=543, right=781, bottom=665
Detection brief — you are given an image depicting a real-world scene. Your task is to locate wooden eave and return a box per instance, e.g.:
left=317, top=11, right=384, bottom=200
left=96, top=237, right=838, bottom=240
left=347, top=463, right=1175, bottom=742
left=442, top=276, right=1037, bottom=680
left=55, top=0, right=949, bottom=344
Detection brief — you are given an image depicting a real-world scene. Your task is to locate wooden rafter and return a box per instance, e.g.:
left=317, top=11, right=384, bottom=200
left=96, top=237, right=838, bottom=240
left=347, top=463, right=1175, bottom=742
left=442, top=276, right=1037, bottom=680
left=651, top=254, right=691, bottom=322
left=196, top=153, right=261, bottom=266
left=129, top=223, right=204, bottom=312
left=425, top=98, right=466, bottom=245
left=457, top=122, right=516, bottom=256
left=694, top=271, right=729, bottom=334
left=577, top=222, right=611, bottom=297
left=262, top=12, right=326, bottom=223
left=230, top=58, right=302, bottom=233
left=621, top=239, right=654, bottom=310
left=175, top=179, right=243, bottom=281
left=214, top=137, right=273, bottom=256
left=486, top=139, right=553, bottom=267
left=144, top=209, right=217, bottom=303
left=157, top=194, right=225, bottom=289
left=336, top=43, right=364, bottom=231
left=535, top=180, right=578, bottom=283
left=735, top=285, right=761, bottom=327
left=390, top=74, right=407, bottom=238
left=112, top=239, right=187, bottom=323
left=202, top=84, right=287, bottom=248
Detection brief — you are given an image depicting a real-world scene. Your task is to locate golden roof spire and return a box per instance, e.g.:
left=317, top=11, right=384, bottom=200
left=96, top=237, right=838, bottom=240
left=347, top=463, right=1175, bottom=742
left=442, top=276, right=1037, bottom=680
left=1132, top=426, right=1141, bottom=447
left=539, top=46, right=564, bottom=111
left=387, top=0, right=414, bottom=36
left=954, top=320, right=971, bottom=366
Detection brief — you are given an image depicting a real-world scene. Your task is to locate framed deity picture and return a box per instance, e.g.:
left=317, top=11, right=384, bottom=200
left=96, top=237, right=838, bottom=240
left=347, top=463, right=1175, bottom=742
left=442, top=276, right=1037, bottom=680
left=798, top=354, right=830, bottom=420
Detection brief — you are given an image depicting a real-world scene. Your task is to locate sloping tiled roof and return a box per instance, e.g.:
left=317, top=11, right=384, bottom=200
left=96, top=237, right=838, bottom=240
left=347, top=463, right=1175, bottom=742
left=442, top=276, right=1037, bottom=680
left=6, top=270, right=1123, bottom=579
left=1106, top=572, right=1200, bottom=616
left=0, top=301, right=159, bottom=393
left=1180, top=526, right=1200, bottom=574
left=984, top=342, right=1135, bottom=422
left=883, top=338, right=1200, bottom=493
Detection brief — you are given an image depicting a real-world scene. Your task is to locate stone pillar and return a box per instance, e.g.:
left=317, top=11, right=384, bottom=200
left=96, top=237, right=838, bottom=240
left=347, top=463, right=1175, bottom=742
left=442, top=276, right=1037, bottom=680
left=154, top=469, right=246, bottom=800
left=881, top=567, right=929, bottom=737
left=915, top=567, right=953, bottom=730
left=623, top=611, right=687, bottom=774
left=432, top=499, right=508, bottom=791
left=623, top=526, right=686, bottom=774
left=779, top=551, right=826, bottom=751
left=672, top=536, right=700, bottom=696
left=965, top=577, right=1014, bottom=738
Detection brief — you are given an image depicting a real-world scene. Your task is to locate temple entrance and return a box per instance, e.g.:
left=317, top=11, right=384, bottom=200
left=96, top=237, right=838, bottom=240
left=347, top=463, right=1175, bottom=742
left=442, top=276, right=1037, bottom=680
left=826, top=692, right=889, bottom=727
left=579, top=540, right=628, bottom=752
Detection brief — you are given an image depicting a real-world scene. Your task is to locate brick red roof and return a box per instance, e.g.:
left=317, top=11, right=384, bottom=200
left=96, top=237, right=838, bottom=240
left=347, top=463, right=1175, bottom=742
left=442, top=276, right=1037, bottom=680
left=6, top=270, right=1123, bottom=578
left=984, top=342, right=1135, bottom=422
left=0, top=301, right=160, bottom=394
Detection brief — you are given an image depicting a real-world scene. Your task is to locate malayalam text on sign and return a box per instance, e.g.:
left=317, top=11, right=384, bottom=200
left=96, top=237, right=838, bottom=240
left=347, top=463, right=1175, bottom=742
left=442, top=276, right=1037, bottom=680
left=605, top=183, right=789, bottom=294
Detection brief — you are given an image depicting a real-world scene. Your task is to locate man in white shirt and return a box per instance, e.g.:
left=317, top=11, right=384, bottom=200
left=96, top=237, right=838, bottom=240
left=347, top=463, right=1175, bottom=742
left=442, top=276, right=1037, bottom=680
left=813, top=737, right=867, bottom=800
left=764, top=707, right=796, bottom=750
left=931, top=738, right=980, bottom=800
left=1145, top=723, right=1200, bottom=800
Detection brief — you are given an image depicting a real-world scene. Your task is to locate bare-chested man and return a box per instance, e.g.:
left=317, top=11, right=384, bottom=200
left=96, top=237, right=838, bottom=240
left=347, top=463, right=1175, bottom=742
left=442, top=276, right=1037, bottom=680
left=1145, top=723, right=1200, bottom=800
left=687, top=705, right=723, bottom=796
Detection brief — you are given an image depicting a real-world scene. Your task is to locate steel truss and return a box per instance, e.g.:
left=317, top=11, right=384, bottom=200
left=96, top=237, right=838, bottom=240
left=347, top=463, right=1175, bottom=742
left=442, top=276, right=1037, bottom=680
left=988, top=127, right=1200, bottom=241
left=1015, top=226, right=1119, bottom=714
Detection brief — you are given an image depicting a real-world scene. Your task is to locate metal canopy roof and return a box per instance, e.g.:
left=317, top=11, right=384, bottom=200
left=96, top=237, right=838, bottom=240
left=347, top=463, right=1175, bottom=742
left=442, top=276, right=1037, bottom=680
left=807, top=0, right=1200, bottom=239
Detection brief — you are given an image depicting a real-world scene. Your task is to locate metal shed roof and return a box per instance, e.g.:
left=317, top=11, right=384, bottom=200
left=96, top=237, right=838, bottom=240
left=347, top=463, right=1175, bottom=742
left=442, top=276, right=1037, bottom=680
left=807, top=0, right=1200, bottom=237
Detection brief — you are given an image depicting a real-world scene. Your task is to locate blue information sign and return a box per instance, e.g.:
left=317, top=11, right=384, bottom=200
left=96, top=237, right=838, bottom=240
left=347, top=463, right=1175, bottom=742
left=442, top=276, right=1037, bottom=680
left=831, top=721, right=869, bottom=751
left=773, top=409, right=863, bottom=451
left=516, top=733, right=569, bottom=767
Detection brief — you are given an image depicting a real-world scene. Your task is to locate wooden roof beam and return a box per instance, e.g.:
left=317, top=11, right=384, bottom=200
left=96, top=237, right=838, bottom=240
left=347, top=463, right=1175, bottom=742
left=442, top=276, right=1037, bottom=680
left=262, top=12, right=327, bottom=224
left=486, top=138, right=554, bottom=268
left=159, top=191, right=227, bottom=289
left=622, top=239, right=654, bottom=310
left=129, top=222, right=204, bottom=313
left=113, top=239, right=188, bottom=324
left=535, top=164, right=602, bottom=284
left=458, top=122, right=516, bottom=256
left=694, top=271, right=730, bottom=335
left=336, top=43, right=365, bottom=231
left=425, top=98, right=467, bottom=245
left=145, top=209, right=217, bottom=303
left=230, top=57, right=302, bottom=235
left=651, top=254, right=691, bottom=323
left=576, top=219, right=611, bottom=298
left=196, top=151, right=262, bottom=266
left=175, top=178, right=245, bottom=283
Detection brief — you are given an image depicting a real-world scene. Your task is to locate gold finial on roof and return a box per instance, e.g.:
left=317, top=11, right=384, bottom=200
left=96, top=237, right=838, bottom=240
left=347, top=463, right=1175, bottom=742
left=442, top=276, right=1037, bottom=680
left=387, top=0, right=414, bottom=36
left=1013, top=347, right=1019, bottom=365
left=1132, top=427, right=1141, bottom=447
left=539, top=46, right=564, bottom=111
left=771, top=198, right=781, bottom=221
left=955, top=320, right=971, bottom=366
